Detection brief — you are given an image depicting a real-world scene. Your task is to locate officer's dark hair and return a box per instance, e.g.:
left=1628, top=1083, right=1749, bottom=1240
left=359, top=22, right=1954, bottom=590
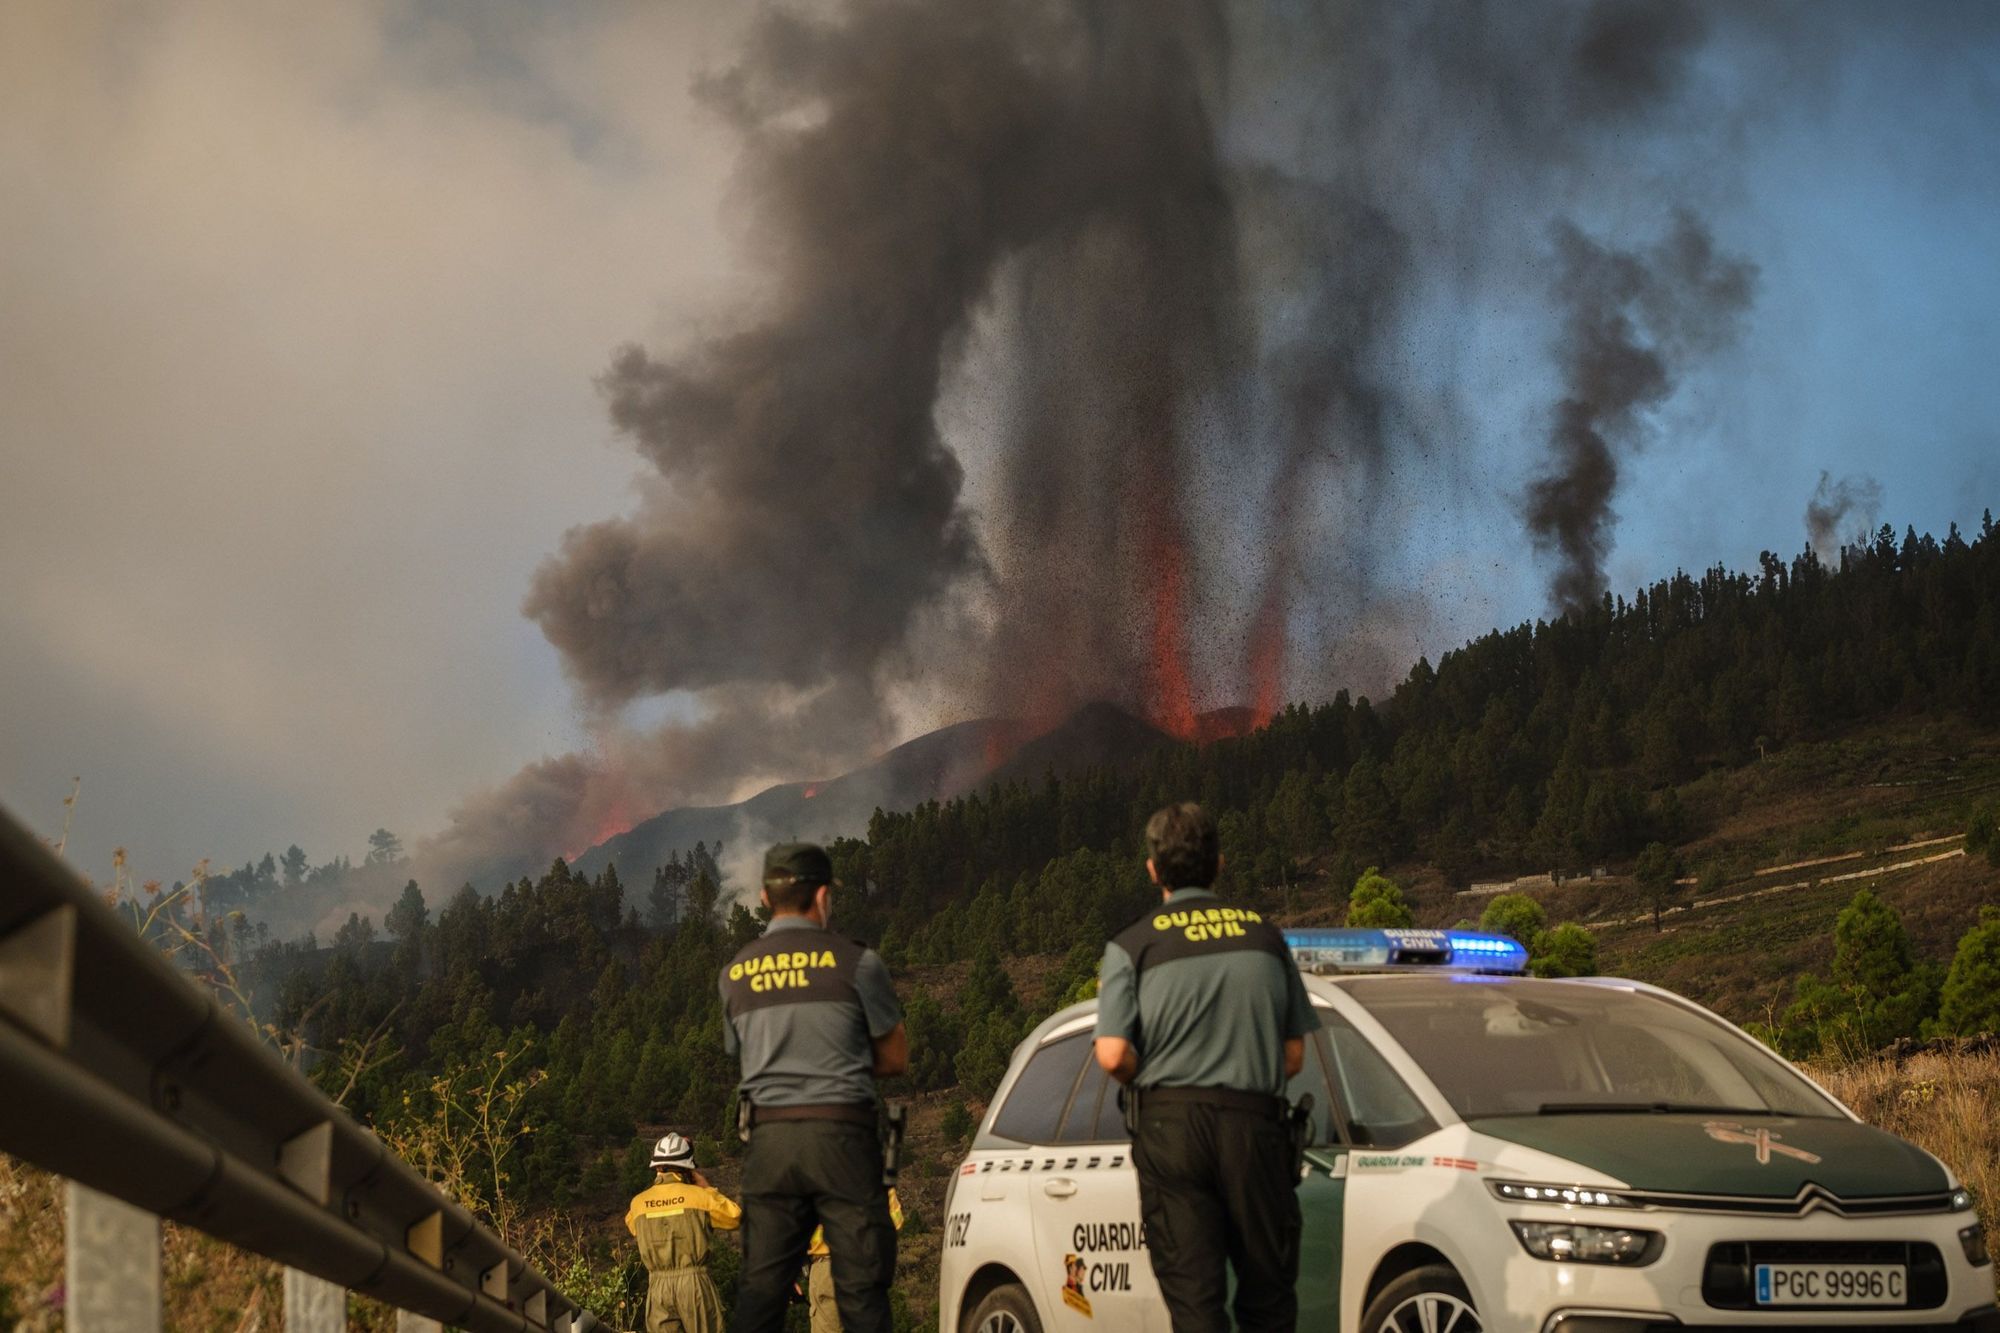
left=1145, top=802, right=1219, bottom=888
left=763, top=873, right=824, bottom=914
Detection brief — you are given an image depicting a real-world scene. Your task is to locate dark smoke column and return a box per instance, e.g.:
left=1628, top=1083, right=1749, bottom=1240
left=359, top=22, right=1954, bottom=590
left=526, top=0, right=1247, bottom=735
left=1524, top=213, right=1756, bottom=614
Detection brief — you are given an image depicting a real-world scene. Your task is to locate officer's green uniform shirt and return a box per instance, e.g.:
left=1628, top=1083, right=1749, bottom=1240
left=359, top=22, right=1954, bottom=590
left=1095, top=887, right=1319, bottom=1095
left=720, top=915, right=903, bottom=1106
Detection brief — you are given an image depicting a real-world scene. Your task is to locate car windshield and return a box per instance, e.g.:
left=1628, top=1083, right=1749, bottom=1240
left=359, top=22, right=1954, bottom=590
left=1343, top=977, right=1843, bottom=1120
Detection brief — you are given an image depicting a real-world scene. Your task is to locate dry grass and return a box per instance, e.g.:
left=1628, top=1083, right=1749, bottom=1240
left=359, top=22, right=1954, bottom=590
left=1811, top=1047, right=2000, bottom=1220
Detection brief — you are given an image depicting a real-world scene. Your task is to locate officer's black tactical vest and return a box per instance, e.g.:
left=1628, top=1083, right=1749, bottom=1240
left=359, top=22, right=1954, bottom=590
left=1112, top=898, right=1291, bottom=976
left=721, top=925, right=867, bottom=1020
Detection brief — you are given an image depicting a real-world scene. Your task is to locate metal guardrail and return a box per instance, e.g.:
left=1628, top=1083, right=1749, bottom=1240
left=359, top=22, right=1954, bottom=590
left=0, top=807, right=596, bottom=1332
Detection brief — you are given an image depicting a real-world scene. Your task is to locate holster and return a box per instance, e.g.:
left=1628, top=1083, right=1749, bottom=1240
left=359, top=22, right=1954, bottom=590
left=735, top=1096, right=753, bottom=1145
left=1119, top=1084, right=1141, bottom=1139
left=880, top=1099, right=909, bottom=1186
left=1286, top=1093, right=1315, bottom=1185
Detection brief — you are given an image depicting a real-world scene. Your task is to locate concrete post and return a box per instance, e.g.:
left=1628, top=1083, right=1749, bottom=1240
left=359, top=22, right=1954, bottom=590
left=394, top=1312, right=444, bottom=1333
left=64, top=1180, right=161, bottom=1333
left=283, top=1267, right=346, bottom=1333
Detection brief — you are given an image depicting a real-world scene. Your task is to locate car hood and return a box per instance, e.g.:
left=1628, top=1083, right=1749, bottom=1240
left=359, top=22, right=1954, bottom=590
left=1467, top=1112, right=1949, bottom=1198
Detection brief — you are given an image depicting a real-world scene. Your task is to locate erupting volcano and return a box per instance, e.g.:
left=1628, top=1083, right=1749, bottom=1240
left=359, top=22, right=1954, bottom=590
left=421, top=0, right=1764, bottom=890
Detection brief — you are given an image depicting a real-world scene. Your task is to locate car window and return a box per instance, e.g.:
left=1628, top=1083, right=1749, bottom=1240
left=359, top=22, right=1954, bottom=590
left=1321, top=1008, right=1438, bottom=1147
left=1286, top=1024, right=1340, bottom=1147
left=1344, top=977, right=1842, bottom=1120
left=1090, top=1068, right=1130, bottom=1141
left=991, top=1032, right=1091, bottom=1145
left=1061, top=1058, right=1120, bottom=1142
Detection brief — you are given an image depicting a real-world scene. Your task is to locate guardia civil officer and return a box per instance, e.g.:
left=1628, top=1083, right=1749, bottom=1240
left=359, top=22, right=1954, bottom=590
left=720, top=843, right=907, bottom=1333
left=1093, top=803, right=1320, bottom=1333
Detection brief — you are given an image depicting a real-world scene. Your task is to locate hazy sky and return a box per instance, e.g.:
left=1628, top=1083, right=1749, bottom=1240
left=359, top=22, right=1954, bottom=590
left=4, top=1, right=1997, bottom=887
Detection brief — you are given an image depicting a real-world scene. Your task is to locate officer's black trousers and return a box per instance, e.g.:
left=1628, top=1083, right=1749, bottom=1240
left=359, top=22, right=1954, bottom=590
left=733, top=1121, right=896, bottom=1333
left=1131, top=1098, right=1300, bottom=1333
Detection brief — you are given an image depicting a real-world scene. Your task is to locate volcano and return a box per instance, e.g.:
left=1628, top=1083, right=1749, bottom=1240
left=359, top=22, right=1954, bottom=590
left=568, top=701, right=1261, bottom=888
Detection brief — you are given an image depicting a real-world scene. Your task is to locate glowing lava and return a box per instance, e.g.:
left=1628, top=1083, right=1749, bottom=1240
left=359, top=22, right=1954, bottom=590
left=1145, top=526, right=1198, bottom=741
left=1246, top=589, right=1286, bottom=728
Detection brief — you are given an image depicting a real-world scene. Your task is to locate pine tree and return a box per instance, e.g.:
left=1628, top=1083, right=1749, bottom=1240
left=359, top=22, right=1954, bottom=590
left=1930, top=909, right=2000, bottom=1037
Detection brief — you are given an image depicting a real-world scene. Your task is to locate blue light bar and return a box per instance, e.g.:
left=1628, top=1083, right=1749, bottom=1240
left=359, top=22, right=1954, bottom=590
left=1282, top=927, right=1529, bottom=975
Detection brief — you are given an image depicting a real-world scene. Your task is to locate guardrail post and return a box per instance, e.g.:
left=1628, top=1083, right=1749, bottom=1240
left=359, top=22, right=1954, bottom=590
left=394, top=1311, right=443, bottom=1332
left=65, top=1180, right=161, bottom=1332
left=283, top=1267, right=346, bottom=1332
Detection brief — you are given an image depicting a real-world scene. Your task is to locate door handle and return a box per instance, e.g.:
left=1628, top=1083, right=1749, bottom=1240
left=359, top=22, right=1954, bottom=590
left=1042, top=1177, right=1078, bottom=1198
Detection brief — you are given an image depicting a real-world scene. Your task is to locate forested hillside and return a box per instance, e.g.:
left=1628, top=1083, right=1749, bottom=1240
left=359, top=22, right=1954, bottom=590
left=133, top=515, right=2000, bottom=1324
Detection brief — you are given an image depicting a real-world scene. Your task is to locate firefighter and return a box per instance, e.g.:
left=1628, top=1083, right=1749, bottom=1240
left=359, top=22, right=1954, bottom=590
left=803, top=1188, right=904, bottom=1333
left=623, top=1132, right=741, bottom=1333
left=721, top=843, right=908, bottom=1333
left=1092, top=803, right=1321, bottom=1333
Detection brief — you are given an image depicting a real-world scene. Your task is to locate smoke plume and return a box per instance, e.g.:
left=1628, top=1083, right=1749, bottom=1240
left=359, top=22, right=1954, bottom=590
left=1524, top=214, right=1757, bottom=613
left=1805, top=470, right=1884, bottom=562
left=434, top=0, right=1777, bottom=888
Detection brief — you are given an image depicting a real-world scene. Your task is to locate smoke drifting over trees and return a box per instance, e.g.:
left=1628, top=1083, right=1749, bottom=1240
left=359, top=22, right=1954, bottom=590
left=1806, top=470, right=1886, bottom=562
left=435, top=0, right=1788, bottom=887
left=1524, top=215, right=1758, bottom=614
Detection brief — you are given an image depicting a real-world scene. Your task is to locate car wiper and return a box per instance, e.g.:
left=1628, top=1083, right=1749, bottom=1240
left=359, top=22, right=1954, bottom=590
left=1535, top=1101, right=1771, bottom=1115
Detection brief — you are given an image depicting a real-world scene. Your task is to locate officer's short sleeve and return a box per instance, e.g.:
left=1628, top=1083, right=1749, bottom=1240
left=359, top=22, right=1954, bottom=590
left=717, top=970, right=740, bottom=1056
left=1094, top=940, right=1139, bottom=1042
left=854, top=948, right=904, bottom=1038
left=1282, top=957, right=1322, bottom=1039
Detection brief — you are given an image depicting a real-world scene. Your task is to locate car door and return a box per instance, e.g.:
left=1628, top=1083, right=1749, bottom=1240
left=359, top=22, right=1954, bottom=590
left=1288, top=1015, right=1348, bottom=1330
left=1315, top=1001, right=1442, bottom=1333
left=1017, top=1034, right=1165, bottom=1333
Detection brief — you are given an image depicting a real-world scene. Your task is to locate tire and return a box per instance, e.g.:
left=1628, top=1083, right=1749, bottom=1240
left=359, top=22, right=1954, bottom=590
left=1360, top=1262, right=1482, bottom=1333
left=963, top=1281, right=1043, bottom=1333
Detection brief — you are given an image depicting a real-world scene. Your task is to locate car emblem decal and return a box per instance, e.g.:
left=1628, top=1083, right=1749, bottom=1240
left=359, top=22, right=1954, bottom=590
left=1702, top=1120, right=1822, bottom=1165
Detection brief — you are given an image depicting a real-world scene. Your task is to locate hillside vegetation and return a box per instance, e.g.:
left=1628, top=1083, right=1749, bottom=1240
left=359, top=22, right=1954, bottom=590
left=24, top=515, right=2000, bottom=1328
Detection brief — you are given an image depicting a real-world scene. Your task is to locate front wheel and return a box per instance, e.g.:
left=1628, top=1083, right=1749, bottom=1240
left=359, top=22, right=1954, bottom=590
left=1361, top=1262, right=1482, bottom=1333
left=963, top=1281, right=1043, bottom=1333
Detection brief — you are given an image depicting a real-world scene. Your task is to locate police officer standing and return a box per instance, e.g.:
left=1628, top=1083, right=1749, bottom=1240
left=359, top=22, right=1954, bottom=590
left=720, top=843, right=907, bottom=1333
left=1093, top=803, right=1320, bottom=1333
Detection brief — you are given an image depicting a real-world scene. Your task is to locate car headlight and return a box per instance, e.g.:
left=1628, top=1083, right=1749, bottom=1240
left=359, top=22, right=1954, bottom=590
left=1952, top=1188, right=1974, bottom=1212
left=1489, top=1180, right=1640, bottom=1208
left=1963, top=1220, right=1991, bottom=1268
left=1510, top=1221, right=1663, bottom=1266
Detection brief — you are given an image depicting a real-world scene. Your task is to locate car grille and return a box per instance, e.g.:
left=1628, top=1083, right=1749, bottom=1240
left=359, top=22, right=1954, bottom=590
left=1702, top=1241, right=1948, bottom=1310
left=1625, top=1185, right=1961, bottom=1218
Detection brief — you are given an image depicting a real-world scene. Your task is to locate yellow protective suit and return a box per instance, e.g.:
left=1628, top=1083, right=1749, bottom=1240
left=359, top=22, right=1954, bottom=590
left=624, top=1171, right=742, bottom=1333
left=804, top=1189, right=902, bottom=1333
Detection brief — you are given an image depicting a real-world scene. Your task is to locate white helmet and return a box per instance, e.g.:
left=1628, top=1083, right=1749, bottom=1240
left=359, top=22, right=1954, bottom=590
left=649, top=1132, right=696, bottom=1172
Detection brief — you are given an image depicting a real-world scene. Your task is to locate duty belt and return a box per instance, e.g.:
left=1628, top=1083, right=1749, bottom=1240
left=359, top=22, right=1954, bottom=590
left=1132, top=1085, right=1288, bottom=1119
left=748, top=1102, right=878, bottom=1127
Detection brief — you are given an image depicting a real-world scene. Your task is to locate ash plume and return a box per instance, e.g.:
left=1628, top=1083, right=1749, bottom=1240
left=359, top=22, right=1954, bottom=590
left=1525, top=214, right=1757, bottom=614
left=442, top=0, right=1784, bottom=886
left=1805, top=470, right=1884, bottom=562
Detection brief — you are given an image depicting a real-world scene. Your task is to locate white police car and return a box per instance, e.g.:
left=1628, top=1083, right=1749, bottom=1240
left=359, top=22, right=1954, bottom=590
left=939, top=928, right=1996, bottom=1333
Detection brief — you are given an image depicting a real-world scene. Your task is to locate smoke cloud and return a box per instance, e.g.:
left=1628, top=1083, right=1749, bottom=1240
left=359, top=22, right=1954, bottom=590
left=1524, top=214, right=1758, bottom=613
left=446, top=0, right=1778, bottom=887
left=1805, top=470, right=1885, bottom=562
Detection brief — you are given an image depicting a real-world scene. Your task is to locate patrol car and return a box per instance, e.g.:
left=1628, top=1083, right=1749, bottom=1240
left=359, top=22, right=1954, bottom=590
left=939, top=928, right=1997, bottom=1333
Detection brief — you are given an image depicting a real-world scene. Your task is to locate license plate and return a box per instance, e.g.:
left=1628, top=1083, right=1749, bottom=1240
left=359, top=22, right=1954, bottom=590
left=1755, top=1262, right=1906, bottom=1306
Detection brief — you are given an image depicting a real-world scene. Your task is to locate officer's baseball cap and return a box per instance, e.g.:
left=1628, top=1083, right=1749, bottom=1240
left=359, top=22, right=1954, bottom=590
left=764, top=841, right=833, bottom=887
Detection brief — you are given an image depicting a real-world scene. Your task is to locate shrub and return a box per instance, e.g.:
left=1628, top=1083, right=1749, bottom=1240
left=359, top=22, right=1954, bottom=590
left=1480, top=893, right=1546, bottom=945
left=1530, top=923, right=1599, bottom=978
left=1346, top=868, right=1413, bottom=928
left=939, top=1101, right=975, bottom=1144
